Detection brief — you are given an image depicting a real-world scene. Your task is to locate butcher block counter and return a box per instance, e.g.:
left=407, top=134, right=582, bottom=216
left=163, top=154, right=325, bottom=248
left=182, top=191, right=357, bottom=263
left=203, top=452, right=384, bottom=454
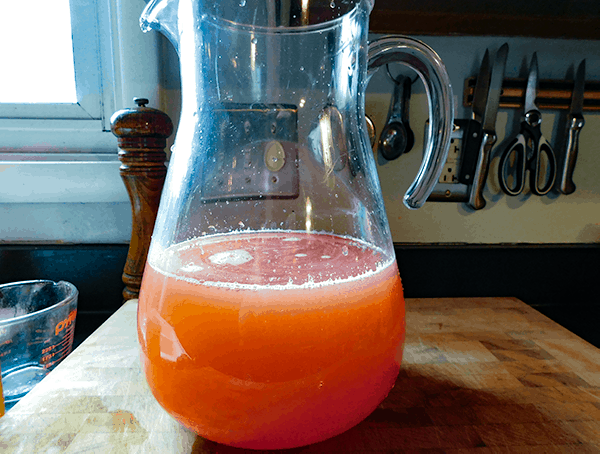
left=2, top=297, right=600, bottom=453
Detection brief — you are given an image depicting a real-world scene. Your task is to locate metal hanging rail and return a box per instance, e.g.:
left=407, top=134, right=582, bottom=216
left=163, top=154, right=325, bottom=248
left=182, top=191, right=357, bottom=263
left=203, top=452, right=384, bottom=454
left=464, top=77, right=600, bottom=111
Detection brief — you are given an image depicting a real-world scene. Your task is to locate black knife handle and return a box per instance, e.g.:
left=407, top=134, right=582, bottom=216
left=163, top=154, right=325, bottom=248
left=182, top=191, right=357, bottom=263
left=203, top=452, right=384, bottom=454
left=468, top=130, right=497, bottom=210
left=458, top=119, right=484, bottom=185
left=558, top=113, right=585, bottom=195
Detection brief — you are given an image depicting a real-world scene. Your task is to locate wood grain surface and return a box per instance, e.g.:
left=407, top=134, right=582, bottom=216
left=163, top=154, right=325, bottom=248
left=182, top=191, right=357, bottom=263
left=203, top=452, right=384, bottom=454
left=1, top=297, right=599, bottom=453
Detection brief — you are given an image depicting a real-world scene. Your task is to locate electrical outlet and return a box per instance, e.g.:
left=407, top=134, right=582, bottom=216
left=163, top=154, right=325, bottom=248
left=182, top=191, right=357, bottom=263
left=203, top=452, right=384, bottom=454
left=427, top=121, right=469, bottom=203
left=438, top=138, right=460, bottom=183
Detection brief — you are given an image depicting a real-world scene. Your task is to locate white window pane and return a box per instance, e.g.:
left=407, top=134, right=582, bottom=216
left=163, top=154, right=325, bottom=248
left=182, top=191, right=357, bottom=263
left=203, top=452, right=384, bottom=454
left=0, top=0, right=76, bottom=104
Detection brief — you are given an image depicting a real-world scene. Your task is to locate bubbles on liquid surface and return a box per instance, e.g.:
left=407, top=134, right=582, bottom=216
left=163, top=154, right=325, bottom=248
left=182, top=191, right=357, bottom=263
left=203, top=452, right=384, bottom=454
left=209, top=250, right=253, bottom=266
left=330, top=1, right=335, bottom=8
left=251, top=37, right=258, bottom=44
left=181, top=263, right=204, bottom=273
left=154, top=231, right=393, bottom=290
left=239, top=0, right=246, bottom=6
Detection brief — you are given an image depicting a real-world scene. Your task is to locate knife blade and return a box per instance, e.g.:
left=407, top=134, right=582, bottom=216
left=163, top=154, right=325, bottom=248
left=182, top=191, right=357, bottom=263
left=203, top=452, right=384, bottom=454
left=457, top=50, right=491, bottom=186
left=557, top=59, right=586, bottom=195
left=468, top=43, right=509, bottom=210
left=471, top=50, right=491, bottom=123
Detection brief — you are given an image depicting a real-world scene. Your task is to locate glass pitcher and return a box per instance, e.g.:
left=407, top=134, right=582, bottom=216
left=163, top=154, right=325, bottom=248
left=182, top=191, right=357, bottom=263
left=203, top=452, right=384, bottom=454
left=137, top=0, right=453, bottom=449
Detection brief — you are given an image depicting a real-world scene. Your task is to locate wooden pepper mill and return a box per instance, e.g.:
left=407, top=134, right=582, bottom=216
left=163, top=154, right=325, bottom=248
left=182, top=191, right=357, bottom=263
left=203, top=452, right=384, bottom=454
left=111, top=98, right=173, bottom=301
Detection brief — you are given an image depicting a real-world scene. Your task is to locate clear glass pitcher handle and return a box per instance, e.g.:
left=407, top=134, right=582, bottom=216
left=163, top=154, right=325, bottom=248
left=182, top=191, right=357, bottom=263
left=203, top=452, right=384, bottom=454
left=368, top=36, right=454, bottom=209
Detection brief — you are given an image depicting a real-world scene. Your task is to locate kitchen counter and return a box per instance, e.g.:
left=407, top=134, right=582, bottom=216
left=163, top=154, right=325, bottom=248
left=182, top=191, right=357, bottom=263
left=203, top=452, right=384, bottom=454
left=2, top=297, right=600, bottom=452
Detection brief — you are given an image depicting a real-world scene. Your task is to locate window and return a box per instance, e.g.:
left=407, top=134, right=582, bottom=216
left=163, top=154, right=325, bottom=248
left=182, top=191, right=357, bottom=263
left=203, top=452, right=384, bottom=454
left=0, top=1, right=76, bottom=104
left=0, top=0, right=119, bottom=152
left=0, top=0, right=163, bottom=243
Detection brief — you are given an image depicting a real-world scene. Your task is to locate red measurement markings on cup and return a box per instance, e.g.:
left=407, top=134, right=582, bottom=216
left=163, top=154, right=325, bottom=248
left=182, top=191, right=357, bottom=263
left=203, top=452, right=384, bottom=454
left=41, top=310, right=77, bottom=368
left=55, top=310, right=77, bottom=336
left=0, top=334, right=13, bottom=358
left=41, top=344, right=58, bottom=364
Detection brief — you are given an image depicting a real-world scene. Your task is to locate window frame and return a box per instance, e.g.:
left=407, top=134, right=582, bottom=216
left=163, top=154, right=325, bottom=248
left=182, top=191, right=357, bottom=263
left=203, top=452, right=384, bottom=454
left=0, top=0, right=164, bottom=243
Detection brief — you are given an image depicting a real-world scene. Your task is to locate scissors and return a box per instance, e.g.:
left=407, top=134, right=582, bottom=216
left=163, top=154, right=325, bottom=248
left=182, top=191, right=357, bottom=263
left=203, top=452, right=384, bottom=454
left=498, top=53, right=556, bottom=196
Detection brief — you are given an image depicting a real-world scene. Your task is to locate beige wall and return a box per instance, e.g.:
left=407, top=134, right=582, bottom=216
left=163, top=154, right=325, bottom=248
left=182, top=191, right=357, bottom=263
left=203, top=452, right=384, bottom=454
left=366, top=36, right=600, bottom=244
left=157, top=33, right=600, bottom=246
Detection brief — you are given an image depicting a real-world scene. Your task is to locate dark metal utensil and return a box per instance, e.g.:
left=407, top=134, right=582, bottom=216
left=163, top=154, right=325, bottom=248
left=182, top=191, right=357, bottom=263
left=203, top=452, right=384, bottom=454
left=468, top=43, right=508, bottom=209
left=498, top=53, right=557, bottom=197
left=557, top=59, right=586, bottom=195
left=378, top=72, right=414, bottom=160
left=457, top=49, right=492, bottom=187
left=427, top=44, right=508, bottom=208
left=427, top=49, right=493, bottom=203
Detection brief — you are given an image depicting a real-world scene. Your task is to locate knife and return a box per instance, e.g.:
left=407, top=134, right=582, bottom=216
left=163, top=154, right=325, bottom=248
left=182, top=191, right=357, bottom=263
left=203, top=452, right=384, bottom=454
left=457, top=49, right=492, bottom=187
left=468, top=43, right=509, bottom=210
left=426, top=47, right=500, bottom=204
left=557, top=59, right=586, bottom=195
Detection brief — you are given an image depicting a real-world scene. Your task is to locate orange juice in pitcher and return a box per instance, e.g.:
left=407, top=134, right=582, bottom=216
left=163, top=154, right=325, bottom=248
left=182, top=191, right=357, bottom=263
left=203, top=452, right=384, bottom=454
left=139, top=231, right=404, bottom=447
left=0, top=365, right=5, bottom=417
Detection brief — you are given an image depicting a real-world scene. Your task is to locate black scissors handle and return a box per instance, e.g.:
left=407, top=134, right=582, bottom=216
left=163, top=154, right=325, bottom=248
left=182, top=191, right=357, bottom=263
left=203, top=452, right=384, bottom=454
left=499, top=120, right=557, bottom=196
left=499, top=133, right=527, bottom=196
left=529, top=132, right=556, bottom=195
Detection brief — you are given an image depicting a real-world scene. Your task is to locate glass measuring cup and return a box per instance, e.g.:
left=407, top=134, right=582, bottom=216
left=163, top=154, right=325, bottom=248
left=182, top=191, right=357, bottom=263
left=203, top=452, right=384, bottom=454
left=0, top=280, right=78, bottom=411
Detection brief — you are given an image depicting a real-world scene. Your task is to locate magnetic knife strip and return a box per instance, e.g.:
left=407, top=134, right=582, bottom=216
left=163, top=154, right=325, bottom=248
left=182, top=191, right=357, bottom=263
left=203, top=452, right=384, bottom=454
left=464, top=77, right=600, bottom=111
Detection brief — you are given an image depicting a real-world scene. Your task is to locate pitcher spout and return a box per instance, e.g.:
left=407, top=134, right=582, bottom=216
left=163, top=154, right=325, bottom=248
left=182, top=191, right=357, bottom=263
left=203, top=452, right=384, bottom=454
left=140, top=0, right=180, bottom=50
